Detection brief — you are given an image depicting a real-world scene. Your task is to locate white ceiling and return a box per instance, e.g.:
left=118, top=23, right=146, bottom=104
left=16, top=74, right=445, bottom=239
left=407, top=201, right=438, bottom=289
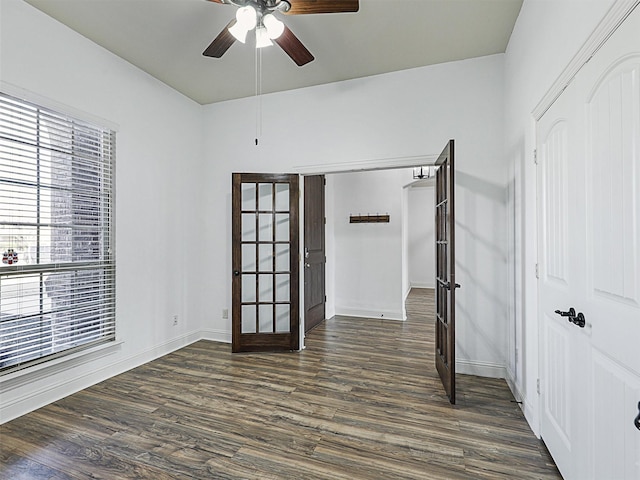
left=24, top=0, right=523, bottom=105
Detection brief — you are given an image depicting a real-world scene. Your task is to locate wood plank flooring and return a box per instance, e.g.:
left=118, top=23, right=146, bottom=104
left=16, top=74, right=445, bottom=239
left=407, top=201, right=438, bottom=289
left=0, top=288, right=560, bottom=479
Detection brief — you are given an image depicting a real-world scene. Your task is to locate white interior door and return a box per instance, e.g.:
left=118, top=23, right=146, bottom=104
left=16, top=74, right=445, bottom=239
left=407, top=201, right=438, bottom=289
left=537, top=6, right=640, bottom=479
left=538, top=78, right=590, bottom=480
left=577, top=8, right=640, bottom=478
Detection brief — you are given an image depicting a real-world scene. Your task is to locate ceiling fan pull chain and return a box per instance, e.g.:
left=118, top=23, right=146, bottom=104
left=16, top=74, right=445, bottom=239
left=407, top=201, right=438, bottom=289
left=255, top=46, right=263, bottom=146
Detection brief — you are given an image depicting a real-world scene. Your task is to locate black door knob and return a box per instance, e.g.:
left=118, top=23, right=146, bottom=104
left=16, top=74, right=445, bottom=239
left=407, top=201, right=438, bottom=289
left=554, top=308, right=586, bottom=328
left=555, top=307, right=576, bottom=318
left=233, top=270, right=240, bottom=277
left=572, top=312, right=586, bottom=328
left=634, top=401, right=640, bottom=431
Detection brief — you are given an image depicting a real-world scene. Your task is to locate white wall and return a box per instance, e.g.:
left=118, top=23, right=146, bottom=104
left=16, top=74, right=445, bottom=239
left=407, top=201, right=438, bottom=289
left=199, top=53, right=508, bottom=377
left=330, top=169, right=412, bottom=320
left=0, top=0, right=203, bottom=422
left=408, top=184, right=436, bottom=289
left=503, top=0, right=614, bottom=432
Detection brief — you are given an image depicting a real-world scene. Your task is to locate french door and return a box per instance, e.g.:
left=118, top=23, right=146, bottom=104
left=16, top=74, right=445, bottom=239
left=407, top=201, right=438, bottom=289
left=537, top=6, right=640, bottom=478
left=435, top=140, right=457, bottom=404
left=231, top=173, right=300, bottom=352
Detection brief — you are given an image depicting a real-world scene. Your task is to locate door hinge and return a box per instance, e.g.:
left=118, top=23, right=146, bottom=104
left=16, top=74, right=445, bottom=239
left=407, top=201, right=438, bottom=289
left=324, top=217, right=326, bottom=225
left=324, top=295, right=327, bottom=302
left=537, top=378, right=541, bottom=395
left=533, top=149, right=538, bottom=165
left=535, top=263, right=539, bottom=279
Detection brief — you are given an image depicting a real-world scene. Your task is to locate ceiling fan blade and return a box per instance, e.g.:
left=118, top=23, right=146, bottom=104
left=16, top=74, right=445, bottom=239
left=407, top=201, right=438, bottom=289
left=274, top=25, right=314, bottom=66
left=206, top=0, right=236, bottom=4
left=203, top=19, right=237, bottom=58
left=284, top=0, right=359, bottom=15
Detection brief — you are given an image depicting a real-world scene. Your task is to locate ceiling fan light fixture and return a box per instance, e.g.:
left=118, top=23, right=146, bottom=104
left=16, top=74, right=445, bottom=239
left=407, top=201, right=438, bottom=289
left=236, top=5, right=257, bottom=29
left=255, top=26, right=273, bottom=48
left=229, top=22, right=249, bottom=43
left=228, top=5, right=257, bottom=43
left=263, top=13, right=284, bottom=39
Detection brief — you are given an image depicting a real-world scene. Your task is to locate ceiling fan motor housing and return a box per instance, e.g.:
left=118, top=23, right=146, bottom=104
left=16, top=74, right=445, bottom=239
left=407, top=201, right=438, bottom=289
left=224, top=0, right=291, bottom=13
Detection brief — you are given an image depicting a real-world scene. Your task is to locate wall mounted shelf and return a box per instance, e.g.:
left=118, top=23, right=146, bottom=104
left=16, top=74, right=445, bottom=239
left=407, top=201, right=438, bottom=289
left=349, top=214, right=390, bottom=224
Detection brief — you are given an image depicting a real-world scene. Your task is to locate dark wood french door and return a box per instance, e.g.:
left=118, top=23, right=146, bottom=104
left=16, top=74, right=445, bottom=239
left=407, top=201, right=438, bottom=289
left=435, top=140, right=457, bottom=404
left=304, top=175, right=326, bottom=332
left=231, top=173, right=300, bottom=352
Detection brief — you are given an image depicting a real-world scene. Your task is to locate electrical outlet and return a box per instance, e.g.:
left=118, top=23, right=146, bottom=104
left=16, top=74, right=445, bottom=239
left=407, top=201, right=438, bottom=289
left=172, top=315, right=178, bottom=326
left=222, top=309, right=229, bottom=319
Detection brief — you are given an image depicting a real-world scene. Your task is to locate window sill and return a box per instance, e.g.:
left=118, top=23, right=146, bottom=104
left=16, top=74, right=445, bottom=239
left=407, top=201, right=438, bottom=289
left=0, top=340, right=124, bottom=391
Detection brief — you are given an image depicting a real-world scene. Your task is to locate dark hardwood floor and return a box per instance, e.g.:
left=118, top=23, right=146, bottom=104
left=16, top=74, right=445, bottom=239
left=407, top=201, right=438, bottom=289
left=0, top=288, right=560, bottom=479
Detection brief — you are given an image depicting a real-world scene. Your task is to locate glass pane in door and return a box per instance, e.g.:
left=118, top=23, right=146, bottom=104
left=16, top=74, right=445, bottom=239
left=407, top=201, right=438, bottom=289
left=275, top=214, right=289, bottom=241
left=242, top=244, right=256, bottom=271
left=242, top=274, right=256, bottom=302
left=275, top=183, right=289, bottom=211
left=275, top=305, right=289, bottom=333
left=259, top=274, right=273, bottom=302
left=259, top=244, right=273, bottom=272
left=242, top=305, right=256, bottom=333
left=242, top=183, right=256, bottom=211
left=276, top=274, right=290, bottom=302
left=275, top=244, right=289, bottom=272
left=242, top=214, right=256, bottom=241
left=258, top=183, right=272, bottom=211
left=259, top=214, right=273, bottom=241
left=259, top=304, right=273, bottom=333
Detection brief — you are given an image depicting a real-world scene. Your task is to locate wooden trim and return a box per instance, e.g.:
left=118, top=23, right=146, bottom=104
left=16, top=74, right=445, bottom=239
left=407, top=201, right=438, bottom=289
left=231, top=173, right=242, bottom=353
left=289, top=175, right=300, bottom=351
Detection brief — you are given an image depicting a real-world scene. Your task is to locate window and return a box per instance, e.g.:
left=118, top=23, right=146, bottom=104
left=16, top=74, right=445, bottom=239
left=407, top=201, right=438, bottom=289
left=0, top=92, right=115, bottom=374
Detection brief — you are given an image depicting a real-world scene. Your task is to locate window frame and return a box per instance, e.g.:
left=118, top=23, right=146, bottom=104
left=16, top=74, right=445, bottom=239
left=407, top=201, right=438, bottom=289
left=0, top=91, right=116, bottom=375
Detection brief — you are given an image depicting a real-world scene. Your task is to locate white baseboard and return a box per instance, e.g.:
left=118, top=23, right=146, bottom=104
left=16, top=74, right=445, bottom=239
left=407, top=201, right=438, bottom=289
left=410, top=282, right=435, bottom=289
left=404, top=287, right=411, bottom=302
left=505, top=367, right=539, bottom=437
left=0, top=330, right=202, bottom=424
left=456, top=358, right=507, bottom=379
left=200, top=329, right=231, bottom=344
left=335, top=306, right=405, bottom=321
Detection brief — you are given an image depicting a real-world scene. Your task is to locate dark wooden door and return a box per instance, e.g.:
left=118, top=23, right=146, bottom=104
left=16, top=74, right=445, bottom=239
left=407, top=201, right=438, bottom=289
left=232, top=173, right=299, bottom=352
left=435, top=140, right=457, bottom=404
left=304, top=175, right=326, bottom=332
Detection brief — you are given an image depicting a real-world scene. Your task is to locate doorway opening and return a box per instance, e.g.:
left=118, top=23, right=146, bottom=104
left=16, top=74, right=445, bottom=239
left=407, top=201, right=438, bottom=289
left=301, top=141, right=456, bottom=403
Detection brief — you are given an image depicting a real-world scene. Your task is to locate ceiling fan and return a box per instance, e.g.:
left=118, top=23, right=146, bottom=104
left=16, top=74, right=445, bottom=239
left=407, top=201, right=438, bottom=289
left=203, top=0, right=359, bottom=66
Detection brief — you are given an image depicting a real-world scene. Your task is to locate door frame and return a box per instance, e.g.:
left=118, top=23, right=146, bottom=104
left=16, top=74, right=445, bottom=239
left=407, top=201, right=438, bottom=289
left=297, top=156, right=439, bottom=347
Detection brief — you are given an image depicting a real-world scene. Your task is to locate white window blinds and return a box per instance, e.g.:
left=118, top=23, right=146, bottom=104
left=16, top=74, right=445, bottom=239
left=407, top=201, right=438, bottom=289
left=0, top=92, right=115, bottom=374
